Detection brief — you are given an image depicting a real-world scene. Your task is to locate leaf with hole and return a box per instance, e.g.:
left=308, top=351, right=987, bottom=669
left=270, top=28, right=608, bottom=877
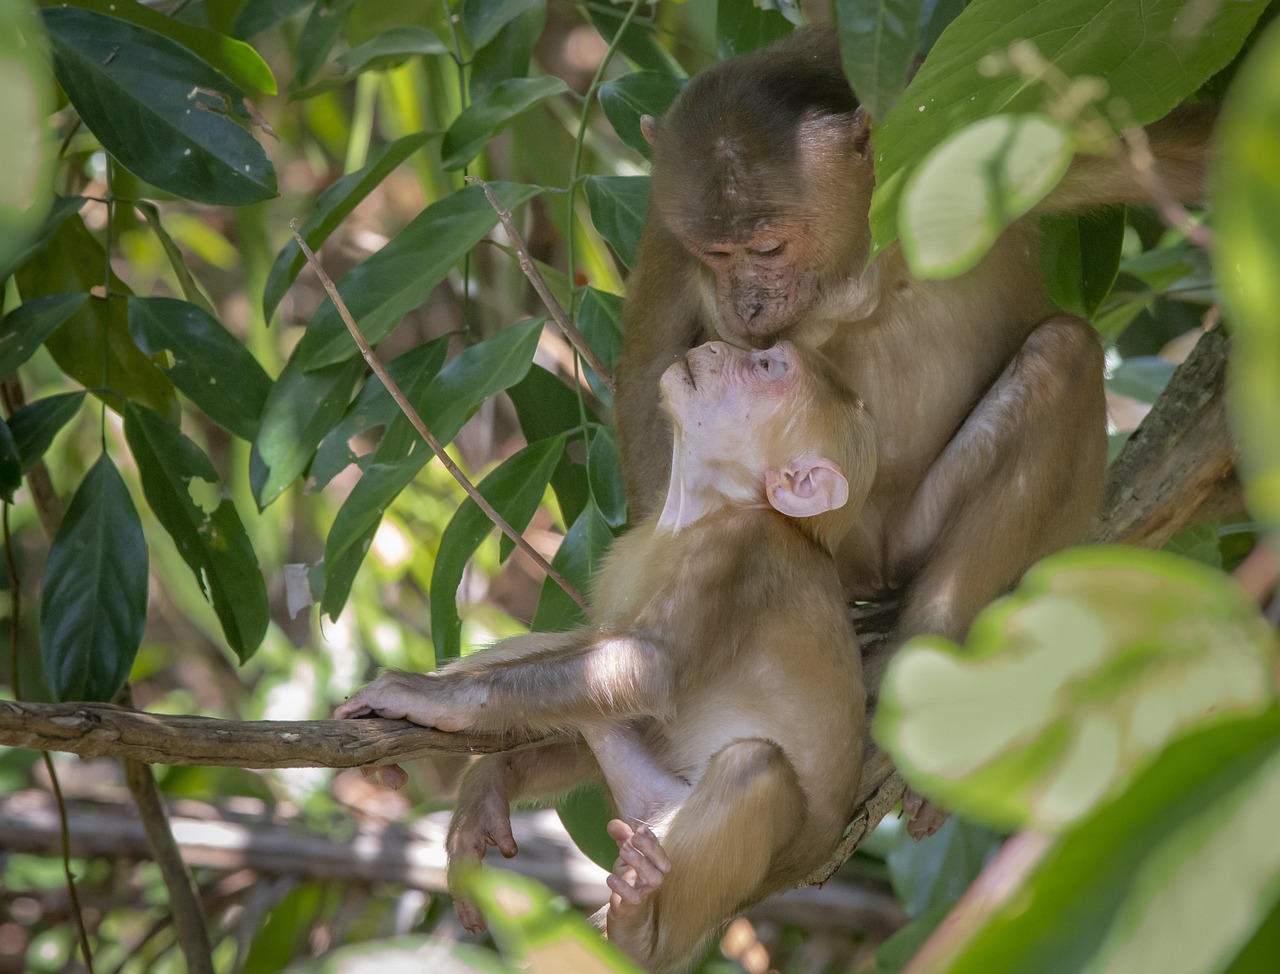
left=42, top=7, right=276, bottom=206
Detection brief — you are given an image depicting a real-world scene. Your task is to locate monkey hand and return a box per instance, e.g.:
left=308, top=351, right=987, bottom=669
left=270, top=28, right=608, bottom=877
left=903, top=788, right=950, bottom=840
left=447, top=790, right=519, bottom=934
left=335, top=671, right=475, bottom=732
left=605, top=820, right=669, bottom=920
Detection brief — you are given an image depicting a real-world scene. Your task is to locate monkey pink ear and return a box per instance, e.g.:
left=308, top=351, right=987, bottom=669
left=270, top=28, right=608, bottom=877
left=640, top=114, right=658, bottom=145
left=764, top=460, right=850, bottom=518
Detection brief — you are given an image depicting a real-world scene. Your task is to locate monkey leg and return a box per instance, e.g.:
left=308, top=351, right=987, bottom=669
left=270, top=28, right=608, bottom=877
left=605, top=738, right=807, bottom=973
left=896, top=314, right=1107, bottom=642
left=448, top=739, right=599, bottom=932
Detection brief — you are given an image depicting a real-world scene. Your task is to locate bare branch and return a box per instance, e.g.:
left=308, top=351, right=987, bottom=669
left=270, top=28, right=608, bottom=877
left=467, top=176, right=616, bottom=394
left=290, top=224, right=589, bottom=615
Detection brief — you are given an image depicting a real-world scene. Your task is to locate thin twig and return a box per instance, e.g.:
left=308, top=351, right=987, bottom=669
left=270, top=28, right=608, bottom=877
left=465, top=177, right=616, bottom=394
left=289, top=224, right=589, bottom=614
left=1122, top=124, right=1214, bottom=249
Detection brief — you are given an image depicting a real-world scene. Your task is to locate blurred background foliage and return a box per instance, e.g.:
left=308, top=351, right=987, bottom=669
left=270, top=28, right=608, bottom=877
left=0, top=0, right=1277, bottom=972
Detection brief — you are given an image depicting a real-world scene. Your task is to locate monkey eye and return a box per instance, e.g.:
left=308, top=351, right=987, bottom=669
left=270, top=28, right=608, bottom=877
left=755, top=355, right=787, bottom=377
left=753, top=242, right=785, bottom=258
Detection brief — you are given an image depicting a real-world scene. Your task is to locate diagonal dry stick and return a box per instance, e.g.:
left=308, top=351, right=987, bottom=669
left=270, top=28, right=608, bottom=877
left=290, top=224, right=589, bottom=614
left=467, top=176, right=616, bottom=394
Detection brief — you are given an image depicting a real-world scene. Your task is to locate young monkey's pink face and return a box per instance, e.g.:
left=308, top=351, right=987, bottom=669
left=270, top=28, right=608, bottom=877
left=659, top=340, right=798, bottom=460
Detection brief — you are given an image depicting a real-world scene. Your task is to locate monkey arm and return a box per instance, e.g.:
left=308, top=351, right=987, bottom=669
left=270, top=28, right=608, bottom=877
left=617, top=223, right=707, bottom=519
left=337, top=630, right=676, bottom=734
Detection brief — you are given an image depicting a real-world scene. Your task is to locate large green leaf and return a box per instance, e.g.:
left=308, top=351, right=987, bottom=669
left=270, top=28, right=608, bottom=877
left=910, top=708, right=1280, bottom=974
left=430, top=436, right=566, bottom=663
left=263, top=132, right=434, bottom=319
left=1217, top=18, right=1280, bottom=543
left=870, top=0, right=1270, bottom=250
left=588, top=6, right=683, bottom=77
left=320, top=319, right=545, bottom=616
left=900, top=114, right=1073, bottom=277
left=583, top=176, right=649, bottom=270
left=876, top=546, right=1276, bottom=831
left=587, top=426, right=626, bottom=529
left=598, top=72, right=686, bottom=159
left=1039, top=208, right=1125, bottom=318
left=8, top=391, right=85, bottom=473
left=469, top=5, right=547, bottom=101
left=0, top=293, right=88, bottom=380
left=508, top=365, right=594, bottom=527
left=293, top=0, right=356, bottom=87
left=40, top=454, right=148, bottom=702
left=0, top=0, right=55, bottom=281
left=886, top=817, right=1003, bottom=920
left=310, top=337, right=449, bottom=491
left=294, top=181, right=541, bottom=371
left=41, top=8, right=276, bottom=206
left=0, top=195, right=83, bottom=285
left=441, top=78, right=571, bottom=171
left=125, top=404, right=268, bottom=661
left=532, top=499, right=614, bottom=634
left=127, top=296, right=271, bottom=441
left=43, top=0, right=277, bottom=95
left=835, top=0, right=924, bottom=121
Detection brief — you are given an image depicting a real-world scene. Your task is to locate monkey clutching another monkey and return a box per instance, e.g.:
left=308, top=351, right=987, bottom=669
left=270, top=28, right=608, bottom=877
left=339, top=340, right=877, bottom=972
left=617, top=24, right=1214, bottom=651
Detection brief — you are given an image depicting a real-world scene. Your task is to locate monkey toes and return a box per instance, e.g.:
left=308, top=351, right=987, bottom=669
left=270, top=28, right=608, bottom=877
left=903, top=788, right=950, bottom=840
left=605, top=820, right=670, bottom=917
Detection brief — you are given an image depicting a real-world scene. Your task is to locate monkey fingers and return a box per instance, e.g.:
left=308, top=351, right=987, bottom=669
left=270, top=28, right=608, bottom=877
left=335, top=671, right=472, bottom=731
left=902, top=788, right=949, bottom=841
left=606, top=820, right=670, bottom=911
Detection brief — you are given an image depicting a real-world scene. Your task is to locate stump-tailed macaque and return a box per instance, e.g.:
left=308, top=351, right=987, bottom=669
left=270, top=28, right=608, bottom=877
left=617, top=24, right=1214, bottom=647
left=339, top=339, right=876, bottom=973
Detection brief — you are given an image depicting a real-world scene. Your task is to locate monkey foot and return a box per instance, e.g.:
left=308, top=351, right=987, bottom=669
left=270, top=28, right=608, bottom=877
left=454, top=895, right=487, bottom=934
left=903, top=788, right=950, bottom=840
left=605, top=820, right=670, bottom=922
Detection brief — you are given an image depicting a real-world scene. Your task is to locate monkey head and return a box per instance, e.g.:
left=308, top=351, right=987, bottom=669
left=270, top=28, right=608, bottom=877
left=642, top=27, right=876, bottom=349
left=659, top=340, right=875, bottom=547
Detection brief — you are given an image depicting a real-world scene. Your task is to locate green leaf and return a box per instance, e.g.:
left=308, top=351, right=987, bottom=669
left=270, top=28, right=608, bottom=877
left=876, top=546, right=1277, bottom=831
left=1040, top=209, right=1125, bottom=318
left=310, top=337, right=449, bottom=491
left=716, top=0, right=793, bottom=59
left=1161, top=523, right=1223, bottom=570
left=588, top=7, right=683, bottom=77
left=8, top=392, right=85, bottom=473
left=885, top=817, right=1003, bottom=919
left=321, top=319, right=545, bottom=617
left=262, top=132, right=434, bottom=320
left=40, top=454, right=148, bottom=702
left=135, top=202, right=216, bottom=316
left=587, top=426, right=626, bottom=529
left=1106, top=355, right=1174, bottom=404
left=127, top=296, right=271, bottom=441
left=279, top=936, right=515, bottom=974
left=294, top=0, right=356, bottom=87
left=43, top=8, right=276, bottom=206
left=462, top=0, right=543, bottom=49
left=559, top=781, right=626, bottom=872
left=468, top=5, right=546, bottom=101
left=430, top=436, right=566, bottom=663
left=45, top=0, right=277, bottom=95
left=0, top=418, right=20, bottom=503
left=454, top=867, right=645, bottom=973
left=508, top=365, right=594, bottom=527
left=232, top=0, right=312, bottom=41
left=295, top=181, right=541, bottom=371
left=871, top=0, right=1270, bottom=250
left=250, top=354, right=366, bottom=510
left=532, top=499, right=615, bottom=634
left=1217, top=18, right=1280, bottom=544
left=124, top=404, right=268, bottom=661
left=911, top=708, right=1280, bottom=974
left=577, top=287, right=623, bottom=407
left=901, top=114, right=1073, bottom=278
left=0, top=195, right=82, bottom=285
left=0, top=0, right=55, bottom=281
left=835, top=0, right=925, bottom=121
left=14, top=217, right=179, bottom=423
left=598, top=72, right=686, bottom=158
left=583, top=176, right=649, bottom=270
left=337, top=26, right=448, bottom=72
left=0, top=293, right=88, bottom=381
left=441, top=77, right=571, bottom=171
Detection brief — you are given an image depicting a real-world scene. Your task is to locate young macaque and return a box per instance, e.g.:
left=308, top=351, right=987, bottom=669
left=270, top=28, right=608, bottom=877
left=338, top=339, right=876, bottom=973
left=617, top=24, right=1213, bottom=651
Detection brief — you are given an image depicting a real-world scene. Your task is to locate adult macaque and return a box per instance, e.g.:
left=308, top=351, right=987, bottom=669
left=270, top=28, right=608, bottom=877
left=617, top=24, right=1214, bottom=647
left=339, top=340, right=876, bottom=972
